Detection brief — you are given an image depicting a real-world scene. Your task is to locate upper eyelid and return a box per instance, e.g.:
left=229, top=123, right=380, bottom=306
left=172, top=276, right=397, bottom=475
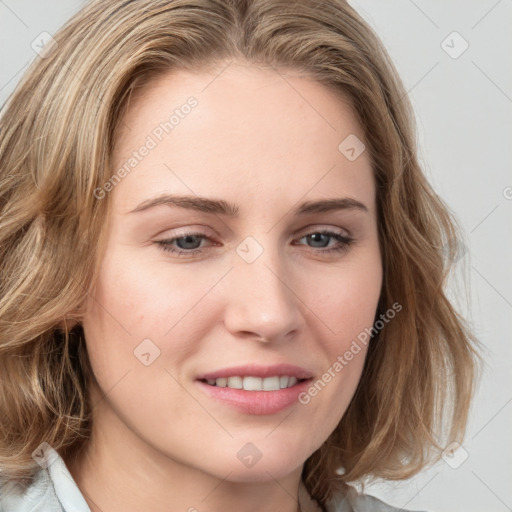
left=295, top=225, right=351, bottom=237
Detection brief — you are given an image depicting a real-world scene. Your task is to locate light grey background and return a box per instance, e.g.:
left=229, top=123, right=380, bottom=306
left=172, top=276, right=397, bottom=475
left=1, top=1, right=511, bottom=511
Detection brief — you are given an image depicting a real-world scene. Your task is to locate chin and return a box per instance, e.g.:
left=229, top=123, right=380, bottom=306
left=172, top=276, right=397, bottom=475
left=217, top=460, right=303, bottom=484
left=196, top=441, right=308, bottom=483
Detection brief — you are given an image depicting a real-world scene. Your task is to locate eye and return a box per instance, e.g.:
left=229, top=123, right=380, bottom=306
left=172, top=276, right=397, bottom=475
left=294, top=230, right=354, bottom=255
left=156, top=228, right=355, bottom=259
left=156, top=231, right=214, bottom=257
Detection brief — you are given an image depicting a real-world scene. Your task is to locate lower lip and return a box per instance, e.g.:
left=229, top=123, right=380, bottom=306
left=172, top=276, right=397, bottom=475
left=195, top=379, right=311, bottom=415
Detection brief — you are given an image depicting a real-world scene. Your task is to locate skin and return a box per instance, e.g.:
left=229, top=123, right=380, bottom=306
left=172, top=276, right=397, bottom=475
left=66, top=61, right=382, bottom=512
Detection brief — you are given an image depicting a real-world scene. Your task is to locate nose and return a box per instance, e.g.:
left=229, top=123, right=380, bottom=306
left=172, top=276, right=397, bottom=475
left=222, top=239, right=304, bottom=344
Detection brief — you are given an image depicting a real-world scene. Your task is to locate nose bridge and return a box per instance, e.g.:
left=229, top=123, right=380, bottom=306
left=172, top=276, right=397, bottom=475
left=223, top=234, right=302, bottom=342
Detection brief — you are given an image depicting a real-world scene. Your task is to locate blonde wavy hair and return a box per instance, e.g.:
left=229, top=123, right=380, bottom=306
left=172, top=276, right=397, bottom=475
left=0, top=0, right=479, bottom=507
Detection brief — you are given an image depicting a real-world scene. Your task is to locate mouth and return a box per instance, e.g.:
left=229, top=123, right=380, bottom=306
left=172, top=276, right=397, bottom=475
left=199, top=375, right=307, bottom=391
left=195, top=364, right=313, bottom=415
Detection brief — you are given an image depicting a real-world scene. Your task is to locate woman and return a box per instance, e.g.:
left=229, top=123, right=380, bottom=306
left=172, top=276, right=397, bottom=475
left=0, top=1, right=479, bottom=511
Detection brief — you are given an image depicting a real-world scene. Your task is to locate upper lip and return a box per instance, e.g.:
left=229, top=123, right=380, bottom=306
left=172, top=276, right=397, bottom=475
left=196, top=364, right=313, bottom=381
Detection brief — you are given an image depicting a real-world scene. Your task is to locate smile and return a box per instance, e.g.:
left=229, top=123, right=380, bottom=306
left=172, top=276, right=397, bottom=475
left=195, top=364, right=314, bottom=415
left=201, top=375, right=304, bottom=391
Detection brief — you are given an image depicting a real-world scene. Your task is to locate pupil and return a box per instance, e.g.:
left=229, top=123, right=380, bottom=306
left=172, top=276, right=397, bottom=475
left=178, top=235, right=200, bottom=250
left=309, top=233, right=328, bottom=247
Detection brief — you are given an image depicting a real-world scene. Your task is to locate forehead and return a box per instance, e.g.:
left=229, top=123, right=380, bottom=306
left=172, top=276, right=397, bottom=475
left=110, top=62, right=375, bottom=216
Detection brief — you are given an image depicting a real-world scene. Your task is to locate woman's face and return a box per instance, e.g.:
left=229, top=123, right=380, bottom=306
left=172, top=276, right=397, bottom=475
left=81, top=61, right=382, bottom=482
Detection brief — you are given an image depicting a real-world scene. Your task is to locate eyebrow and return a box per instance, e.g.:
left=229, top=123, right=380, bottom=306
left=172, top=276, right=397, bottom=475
left=128, top=194, right=369, bottom=216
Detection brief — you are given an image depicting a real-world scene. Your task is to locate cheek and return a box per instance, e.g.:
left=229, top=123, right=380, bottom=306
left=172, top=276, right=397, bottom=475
left=81, top=246, right=227, bottom=379
left=85, top=244, right=192, bottom=333
left=292, top=251, right=381, bottom=427
left=305, top=255, right=382, bottom=349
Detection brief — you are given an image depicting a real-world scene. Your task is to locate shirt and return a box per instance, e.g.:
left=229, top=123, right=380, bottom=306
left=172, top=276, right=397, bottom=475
left=0, top=446, right=427, bottom=512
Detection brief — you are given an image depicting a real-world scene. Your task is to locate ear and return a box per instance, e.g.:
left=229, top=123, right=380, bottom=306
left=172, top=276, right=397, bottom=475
left=56, top=319, right=77, bottom=332
left=56, top=313, right=81, bottom=331
left=57, top=320, right=78, bottom=330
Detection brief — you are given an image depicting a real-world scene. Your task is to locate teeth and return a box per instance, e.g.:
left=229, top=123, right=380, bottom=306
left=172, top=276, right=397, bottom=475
left=243, top=376, right=263, bottom=391
left=206, top=376, right=301, bottom=390
left=216, top=377, right=227, bottom=387
left=227, top=376, right=243, bottom=389
left=262, top=376, right=280, bottom=391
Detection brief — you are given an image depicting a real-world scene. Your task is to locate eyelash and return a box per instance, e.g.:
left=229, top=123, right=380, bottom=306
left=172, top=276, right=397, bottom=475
left=155, top=229, right=355, bottom=258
